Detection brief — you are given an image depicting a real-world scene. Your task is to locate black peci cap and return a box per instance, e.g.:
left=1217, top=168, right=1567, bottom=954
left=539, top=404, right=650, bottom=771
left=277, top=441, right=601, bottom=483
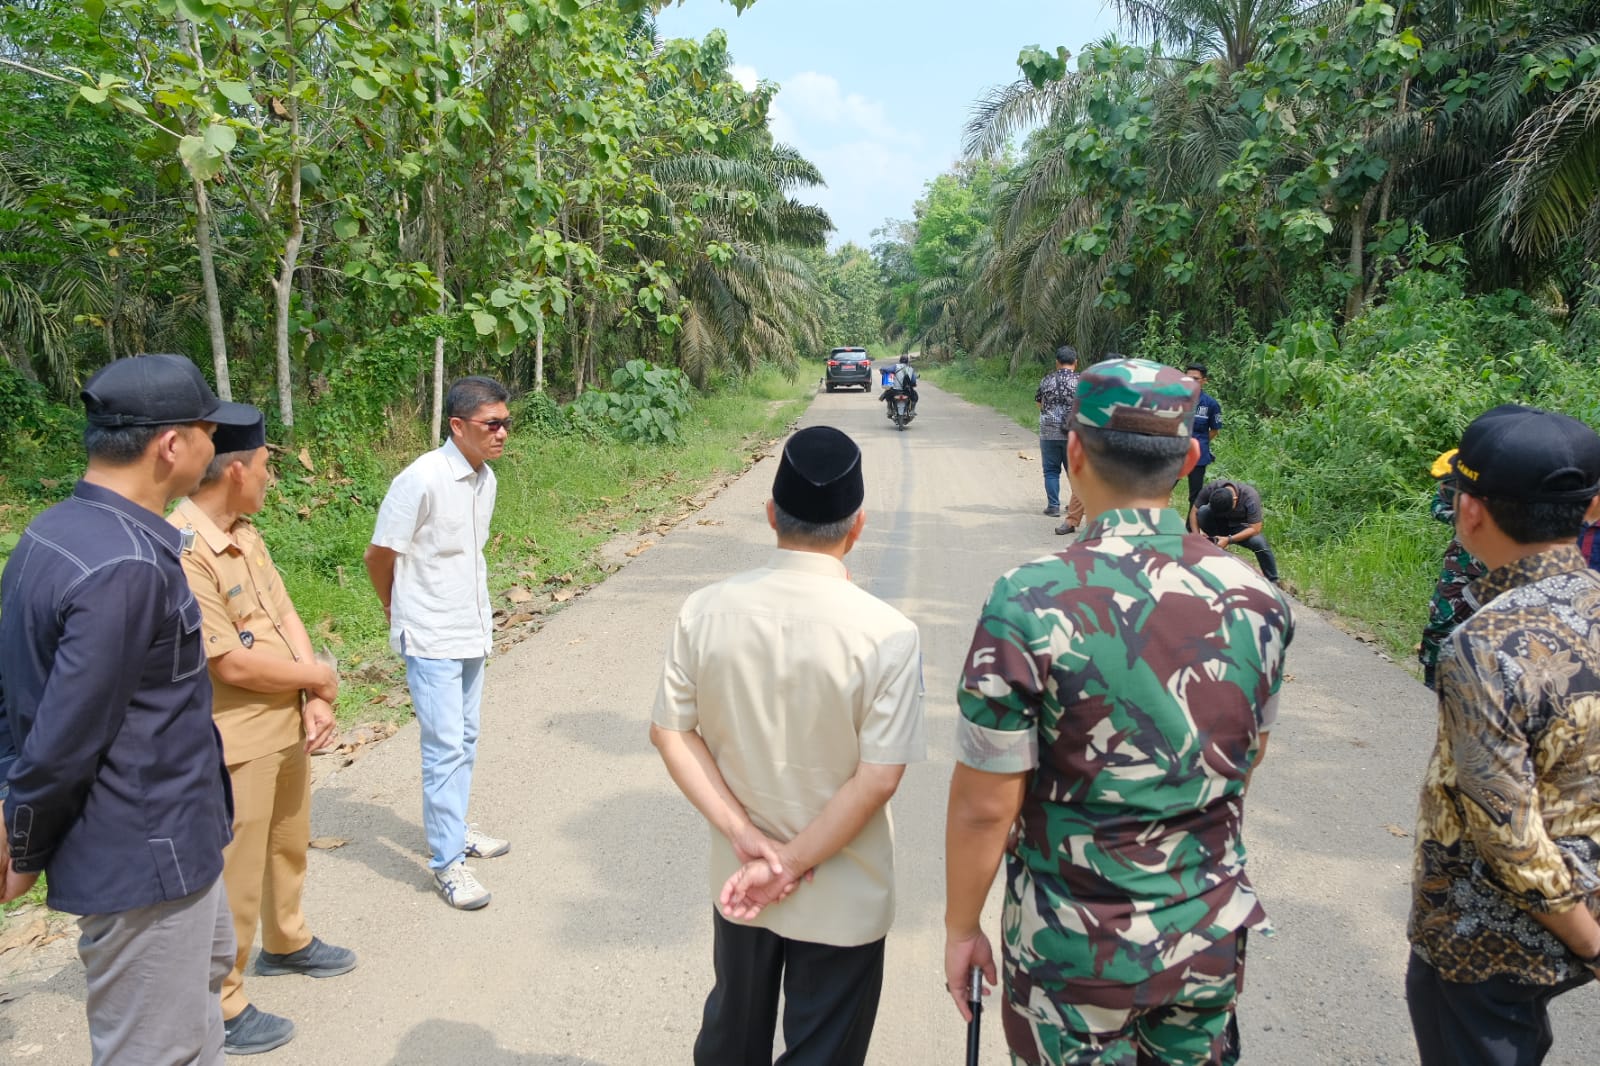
left=1452, top=404, right=1600, bottom=503
left=772, top=426, right=864, bottom=523
left=211, top=408, right=267, bottom=453
left=82, top=354, right=257, bottom=429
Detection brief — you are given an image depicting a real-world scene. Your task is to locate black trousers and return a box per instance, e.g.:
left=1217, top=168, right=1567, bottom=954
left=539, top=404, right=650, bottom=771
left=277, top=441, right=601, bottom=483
left=694, top=910, right=886, bottom=1066
left=1406, top=950, right=1592, bottom=1066
left=1194, top=504, right=1279, bottom=582
left=1186, top=464, right=1208, bottom=510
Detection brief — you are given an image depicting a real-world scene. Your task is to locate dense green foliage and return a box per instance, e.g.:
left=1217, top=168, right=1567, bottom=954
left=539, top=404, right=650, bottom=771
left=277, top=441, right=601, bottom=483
left=897, top=0, right=1600, bottom=664
left=0, top=0, right=874, bottom=450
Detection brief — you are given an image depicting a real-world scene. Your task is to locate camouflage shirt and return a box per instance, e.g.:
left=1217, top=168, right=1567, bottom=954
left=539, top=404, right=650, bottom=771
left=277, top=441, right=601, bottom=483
left=957, top=508, right=1293, bottom=1027
left=1409, top=546, right=1600, bottom=985
left=1419, top=486, right=1488, bottom=678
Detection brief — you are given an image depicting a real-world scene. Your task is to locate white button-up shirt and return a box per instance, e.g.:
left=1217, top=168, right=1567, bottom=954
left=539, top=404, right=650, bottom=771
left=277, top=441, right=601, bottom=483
left=370, top=438, right=496, bottom=659
left=653, top=549, right=926, bottom=946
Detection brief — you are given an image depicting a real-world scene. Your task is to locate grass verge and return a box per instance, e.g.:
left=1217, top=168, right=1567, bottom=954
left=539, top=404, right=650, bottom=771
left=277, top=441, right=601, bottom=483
left=924, top=362, right=1432, bottom=671
left=0, top=367, right=813, bottom=934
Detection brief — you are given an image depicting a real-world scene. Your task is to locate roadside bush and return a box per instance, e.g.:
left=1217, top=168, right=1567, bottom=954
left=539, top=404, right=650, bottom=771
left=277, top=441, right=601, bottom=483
left=567, top=359, right=693, bottom=444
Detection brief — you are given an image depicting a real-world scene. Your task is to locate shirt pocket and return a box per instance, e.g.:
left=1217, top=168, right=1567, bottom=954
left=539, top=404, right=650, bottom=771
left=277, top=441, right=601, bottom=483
left=430, top=508, right=467, bottom=557
left=173, top=593, right=207, bottom=682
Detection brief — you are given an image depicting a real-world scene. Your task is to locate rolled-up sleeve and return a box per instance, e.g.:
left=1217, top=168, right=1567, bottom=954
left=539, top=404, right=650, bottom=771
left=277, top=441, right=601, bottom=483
left=956, top=575, right=1042, bottom=774
left=6, top=560, right=166, bottom=873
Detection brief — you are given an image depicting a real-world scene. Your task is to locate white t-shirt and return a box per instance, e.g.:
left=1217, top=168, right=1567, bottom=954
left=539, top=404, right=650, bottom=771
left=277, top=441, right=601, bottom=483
left=370, top=438, right=497, bottom=659
left=653, top=549, right=926, bottom=946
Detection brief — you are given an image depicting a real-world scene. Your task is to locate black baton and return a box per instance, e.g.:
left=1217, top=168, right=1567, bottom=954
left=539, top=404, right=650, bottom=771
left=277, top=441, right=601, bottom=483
left=965, top=965, right=983, bottom=1065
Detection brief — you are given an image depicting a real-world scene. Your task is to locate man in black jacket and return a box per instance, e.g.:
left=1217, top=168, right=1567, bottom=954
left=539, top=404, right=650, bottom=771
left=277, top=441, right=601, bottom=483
left=1, top=354, right=255, bottom=1065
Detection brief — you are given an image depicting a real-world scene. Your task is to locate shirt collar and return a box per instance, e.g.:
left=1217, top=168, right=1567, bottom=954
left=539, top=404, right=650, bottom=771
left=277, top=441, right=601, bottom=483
left=1469, top=544, right=1589, bottom=605
left=441, top=437, right=480, bottom=482
left=171, top=497, right=241, bottom=556
left=73, top=479, right=183, bottom=555
left=1081, top=507, right=1187, bottom=540
left=766, top=548, right=849, bottom=579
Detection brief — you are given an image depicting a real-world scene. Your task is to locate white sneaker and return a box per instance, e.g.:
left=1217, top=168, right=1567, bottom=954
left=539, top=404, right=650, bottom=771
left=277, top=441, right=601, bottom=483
left=464, top=825, right=510, bottom=859
left=435, top=862, right=491, bottom=910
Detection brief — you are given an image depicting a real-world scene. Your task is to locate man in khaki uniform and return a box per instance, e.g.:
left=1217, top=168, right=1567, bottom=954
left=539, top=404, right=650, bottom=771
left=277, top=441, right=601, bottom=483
left=651, top=425, right=926, bottom=1066
left=170, top=410, right=356, bottom=1056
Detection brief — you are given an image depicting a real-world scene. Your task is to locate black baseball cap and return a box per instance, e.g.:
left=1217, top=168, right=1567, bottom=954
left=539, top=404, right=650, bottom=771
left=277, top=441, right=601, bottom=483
left=1452, top=404, right=1600, bottom=503
left=82, top=354, right=258, bottom=428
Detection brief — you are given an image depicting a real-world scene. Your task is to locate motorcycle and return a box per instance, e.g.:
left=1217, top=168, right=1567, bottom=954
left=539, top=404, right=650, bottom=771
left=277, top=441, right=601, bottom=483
left=882, top=386, right=916, bottom=430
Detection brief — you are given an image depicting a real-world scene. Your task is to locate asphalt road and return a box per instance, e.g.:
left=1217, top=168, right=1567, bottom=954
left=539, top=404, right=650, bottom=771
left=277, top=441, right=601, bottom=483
left=4, top=380, right=1597, bottom=1063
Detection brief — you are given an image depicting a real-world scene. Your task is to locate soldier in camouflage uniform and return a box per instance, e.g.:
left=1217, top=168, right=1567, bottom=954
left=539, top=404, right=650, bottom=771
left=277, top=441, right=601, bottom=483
left=943, top=358, right=1294, bottom=1065
left=1418, top=450, right=1488, bottom=689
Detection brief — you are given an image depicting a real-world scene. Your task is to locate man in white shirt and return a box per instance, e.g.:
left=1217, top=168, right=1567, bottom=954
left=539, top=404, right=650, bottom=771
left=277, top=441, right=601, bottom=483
left=364, top=377, right=512, bottom=910
left=650, top=425, right=926, bottom=1066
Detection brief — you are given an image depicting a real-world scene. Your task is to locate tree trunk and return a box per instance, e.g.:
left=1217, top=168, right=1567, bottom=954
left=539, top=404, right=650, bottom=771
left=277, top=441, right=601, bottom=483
left=271, top=67, right=303, bottom=429
left=428, top=2, right=446, bottom=443
left=192, top=176, right=232, bottom=400
left=180, top=18, right=231, bottom=400
left=534, top=138, right=545, bottom=393
left=1343, top=186, right=1380, bottom=323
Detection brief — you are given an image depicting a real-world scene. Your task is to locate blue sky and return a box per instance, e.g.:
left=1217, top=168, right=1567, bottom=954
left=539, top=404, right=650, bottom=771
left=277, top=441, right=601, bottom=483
left=654, top=0, right=1120, bottom=249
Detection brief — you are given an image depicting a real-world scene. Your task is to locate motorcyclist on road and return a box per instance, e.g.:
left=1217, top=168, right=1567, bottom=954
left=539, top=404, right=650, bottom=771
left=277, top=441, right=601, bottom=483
left=881, top=354, right=919, bottom=416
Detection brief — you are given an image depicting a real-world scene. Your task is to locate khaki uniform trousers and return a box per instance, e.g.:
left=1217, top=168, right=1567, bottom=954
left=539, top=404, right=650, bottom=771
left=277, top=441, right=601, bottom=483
left=1064, top=485, right=1086, bottom=529
left=221, top=739, right=312, bottom=1019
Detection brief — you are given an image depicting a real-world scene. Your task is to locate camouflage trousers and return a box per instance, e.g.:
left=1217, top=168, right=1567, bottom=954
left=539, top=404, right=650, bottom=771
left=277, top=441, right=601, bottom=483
left=1002, top=930, right=1246, bottom=1066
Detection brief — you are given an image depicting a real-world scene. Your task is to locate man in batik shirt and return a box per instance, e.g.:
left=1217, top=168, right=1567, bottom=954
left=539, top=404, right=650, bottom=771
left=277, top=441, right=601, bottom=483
left=943, top=358, right=1294, bottom=1065
left=1407, top=404, right=1600, bottom=1066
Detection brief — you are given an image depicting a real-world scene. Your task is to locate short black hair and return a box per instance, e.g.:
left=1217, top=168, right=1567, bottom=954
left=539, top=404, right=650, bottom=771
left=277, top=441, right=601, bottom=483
left=1185, top=363, right=1208, bottom=377
left=1480, top=496, right=1589, bottom=545
left=84, top=423, right=165, bottom=465
left=1074, top=423, right=1190, bottom=496
left=1055, top=345, right=1078, bottom=365
left=446, top=376, right=509, bottom=421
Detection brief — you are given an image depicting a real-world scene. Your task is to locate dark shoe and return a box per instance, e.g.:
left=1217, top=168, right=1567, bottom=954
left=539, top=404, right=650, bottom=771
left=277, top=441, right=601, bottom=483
left=1043, top=505, right=1061, bottom=517
left=1054, top=521, right=1077, bottom=536
left=255, top=937, right=357, bottom=978
left=224, top=1005, right=295, bottom=1056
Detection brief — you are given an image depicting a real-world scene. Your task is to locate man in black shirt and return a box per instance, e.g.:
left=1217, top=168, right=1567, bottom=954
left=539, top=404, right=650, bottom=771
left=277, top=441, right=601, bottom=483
left=1, top=354, right=255, bottom=1064
left=1189, top=479, right=1280, bottom=585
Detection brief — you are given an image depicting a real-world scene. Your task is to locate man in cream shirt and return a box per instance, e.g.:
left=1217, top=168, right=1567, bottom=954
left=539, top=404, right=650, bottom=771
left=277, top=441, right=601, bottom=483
left=651, top=425, right=925, bottom=1066
left=365, top=376, right=512, bottom=910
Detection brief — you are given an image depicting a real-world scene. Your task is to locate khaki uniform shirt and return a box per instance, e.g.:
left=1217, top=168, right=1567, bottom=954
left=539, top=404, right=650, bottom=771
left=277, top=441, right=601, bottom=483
left=169, top=499, right=304, bottom=765
left=653, top=550, right=926, bottom=947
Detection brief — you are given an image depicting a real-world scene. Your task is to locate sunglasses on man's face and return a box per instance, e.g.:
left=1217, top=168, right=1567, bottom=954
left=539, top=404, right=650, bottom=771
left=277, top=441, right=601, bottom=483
left=462, top=417, right=512, bottom=433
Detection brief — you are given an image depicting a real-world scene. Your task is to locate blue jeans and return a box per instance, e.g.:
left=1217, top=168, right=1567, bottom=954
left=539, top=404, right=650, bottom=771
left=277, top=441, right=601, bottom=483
left=1040, top=438, right=1067, bottom=509
left=403, top=654, right=485, bottom=870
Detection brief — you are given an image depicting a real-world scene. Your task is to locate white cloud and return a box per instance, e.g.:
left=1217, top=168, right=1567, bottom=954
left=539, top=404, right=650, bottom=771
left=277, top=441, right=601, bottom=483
left=720, top=67, right=931, bottom=246
left=729, top=63, right=760, bottom=92
left=777, top=72, right=920, bottom=149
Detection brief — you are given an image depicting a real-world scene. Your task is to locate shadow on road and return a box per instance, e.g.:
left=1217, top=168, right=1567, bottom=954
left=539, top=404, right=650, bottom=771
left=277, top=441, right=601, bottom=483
left=387, top=1019, right=610, bottom=1065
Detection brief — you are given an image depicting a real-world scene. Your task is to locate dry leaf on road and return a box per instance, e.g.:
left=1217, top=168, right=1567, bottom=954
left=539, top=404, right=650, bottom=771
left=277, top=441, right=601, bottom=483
left=0, top=917, right=48, bottom=956
left=1382, top=823, right=1411, bottom=838
left=505, top=586, right=534, bottom=604
left=308, top=837, right=349, bottom=851
left=552, top=589, right=574, bottom=603
left=1017, top=452, right=1032, bottom=461
left=625, top=540, right=655, bottom=558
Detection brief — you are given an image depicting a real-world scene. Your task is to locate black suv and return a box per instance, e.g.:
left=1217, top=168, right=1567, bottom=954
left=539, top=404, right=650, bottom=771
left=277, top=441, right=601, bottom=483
left=824, top=347, right=872, bottom=391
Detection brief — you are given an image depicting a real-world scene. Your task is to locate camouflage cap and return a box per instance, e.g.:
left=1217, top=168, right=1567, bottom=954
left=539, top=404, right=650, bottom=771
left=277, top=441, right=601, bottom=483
left=1071, top=357, right=1199, bottom=437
